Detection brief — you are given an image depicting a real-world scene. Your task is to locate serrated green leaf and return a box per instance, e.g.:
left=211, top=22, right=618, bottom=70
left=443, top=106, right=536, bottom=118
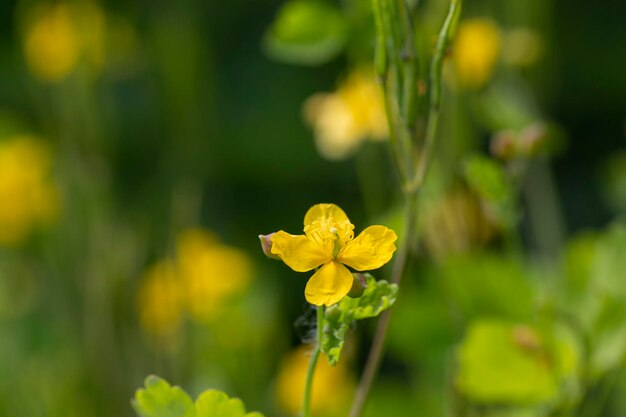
left=321, top=275, right=398, bottom=365
left=132, top=376, right=265, bottom=417
left=132, top=375, right=195, bottom=417
left=263, top=0, right=348, bottom=66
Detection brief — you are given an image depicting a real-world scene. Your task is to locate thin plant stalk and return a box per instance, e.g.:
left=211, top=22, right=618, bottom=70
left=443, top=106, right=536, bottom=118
left=347, top=188, right=418, bottom=417
left=348, top=1, right=461, bottom=416
left=302, top=306, right=325, bottom=417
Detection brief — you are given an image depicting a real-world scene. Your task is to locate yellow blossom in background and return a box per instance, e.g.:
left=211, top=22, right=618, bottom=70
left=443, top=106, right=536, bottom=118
left=452, top=19, right=501, bottom=89
left=275, top=345, right=354, bottom=417
left=0, top=136, right=59, bottom=247
left=137, top=229, right=253, bottom=339
left=176, top=228, right=252, bottom=323
left=304, top=71, right=388, bottom=160
left=265, top=203, right=396, bottom=306
left=22, top=1, right=105, bottom=82
left=137, top=261, right=183, bottom=337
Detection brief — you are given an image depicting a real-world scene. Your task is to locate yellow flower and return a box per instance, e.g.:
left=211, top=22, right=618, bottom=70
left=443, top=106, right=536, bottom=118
left=275, top=345, right=354, bottom=417
left=266, top=203, right=397, bottom=306
left=0, top=136, right=59, bottom=247
left=304, top=71, right=388, bottom=160
left=137, top=261, right=183, bottom=337
left=176, top=228, right=252, bottom=323
left=22, top=2, right=105, bottom=82
left=452, top=19, right=501, bottom=89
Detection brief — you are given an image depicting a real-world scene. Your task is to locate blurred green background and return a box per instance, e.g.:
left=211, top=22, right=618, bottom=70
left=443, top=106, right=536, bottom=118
left=0, top=0, right=626, bottom=416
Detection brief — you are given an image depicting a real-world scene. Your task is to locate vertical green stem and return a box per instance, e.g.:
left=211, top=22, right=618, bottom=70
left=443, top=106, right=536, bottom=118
left=348, top=189, right=418, bottom=417
left=348, top=1, right=462, bottom=416
left=302, top=306, right=325, bottom=417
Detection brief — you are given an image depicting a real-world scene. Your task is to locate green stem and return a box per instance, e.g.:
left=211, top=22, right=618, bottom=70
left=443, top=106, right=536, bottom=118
left=347, top=189, right=418, bottom=417
left=348, top=1, right=462, bottom=416
left=302, top=306, right=325, bottom=417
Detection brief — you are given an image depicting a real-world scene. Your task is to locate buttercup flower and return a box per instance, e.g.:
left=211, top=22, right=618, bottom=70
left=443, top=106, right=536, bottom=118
left=176, top=228, right=252, bottom=322
left=452, top=19, right=501, bottom=89
left=137, top=261, right=183, bottom=337
left=22, top=1, right=105, bottom=82
left=262, top=203, right=397, bottom=306
left=0, top=136, right=59, bottom=247
left=304, top=71, right=388, bottom=160
left=275, top=345, right=354, bottom=416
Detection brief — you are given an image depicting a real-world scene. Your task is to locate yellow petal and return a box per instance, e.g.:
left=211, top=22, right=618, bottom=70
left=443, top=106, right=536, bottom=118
left=305, top=261, right=353, bottom=306
left=303, top=204, right=355, bottom=250
left=271, top=231, right=331, bottom=272
left=338, top=225, right=397, bottom=271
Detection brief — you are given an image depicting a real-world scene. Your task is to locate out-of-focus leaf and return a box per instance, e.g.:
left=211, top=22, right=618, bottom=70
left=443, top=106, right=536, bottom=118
left=195, top=390, right=264, bottom=417
left=474, top=81, right=538, bottom=131
left=133, top=376, right=195, bottom=417
left=456, top=320, right=559, bottom=405
left=556, top=223, right=626, bottom=379
left=263, top=0, right=348, bottom=66
left=463, top=154, right=517, bottom=229
left=438, top=253, right=534, bottom=321
left=132, top=376, right=264, bottom=417
left=321, top=275, right=398, bottom=365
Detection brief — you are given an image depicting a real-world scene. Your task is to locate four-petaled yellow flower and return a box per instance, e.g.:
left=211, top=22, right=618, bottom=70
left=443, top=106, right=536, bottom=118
left=264, top=204, right=397, bottom=306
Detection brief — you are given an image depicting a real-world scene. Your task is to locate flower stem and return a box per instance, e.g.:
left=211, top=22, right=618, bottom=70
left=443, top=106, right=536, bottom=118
left=347, top=189, right=418, bottom=417
left=348, top=1, right=461, bottom=416
left=302, top=305, right=325, bottom=417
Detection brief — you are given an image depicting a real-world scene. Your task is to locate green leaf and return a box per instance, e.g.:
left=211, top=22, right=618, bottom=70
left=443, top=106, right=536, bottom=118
left=321, top=275, right=398, bottom=365
left=455, top=319, right=581, bottom=407
left=132, top=376, right=265, bottom=417
left=456, top=320, right=559, bottom=405
left=438, top=253, right=534, bottom=321
left=463, top=154, right=517, bottom=229
left=195, top=390, right=263, bottom=417
left=263, top=0, right=348, bottom=66
left=132, top=375, right=195, bottom=417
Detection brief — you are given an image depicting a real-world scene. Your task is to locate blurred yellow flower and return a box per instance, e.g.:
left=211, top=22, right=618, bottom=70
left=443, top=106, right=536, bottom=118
left=275, top=345, right=354, bottom=417
left=266, top=203, right=396, bottom=306
left=176, top=228, right=252, bottom=323
left=137, top=228, right=253, bottom=337
left=452, top=19, right=501, bottom=89
left=304, top=71, right=387, bottom=160
left=0, top=136, right=58, bottom=247
left=22, top=2, right=105, bottom=82
left=137, top=261, right=183, bottom=337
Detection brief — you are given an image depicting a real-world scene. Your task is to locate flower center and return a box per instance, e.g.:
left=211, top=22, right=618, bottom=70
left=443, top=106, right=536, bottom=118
left=329, top=227, right=342, bottom=258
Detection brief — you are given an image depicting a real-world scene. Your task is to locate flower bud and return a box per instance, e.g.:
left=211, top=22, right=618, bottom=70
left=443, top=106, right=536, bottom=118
left=258, top=233, right=280, bottom=260
left=347, top=273, right=368, bottom=298
left=490, top=130, right=517, bottom=161
left=519, top=122, right=547, bottom=156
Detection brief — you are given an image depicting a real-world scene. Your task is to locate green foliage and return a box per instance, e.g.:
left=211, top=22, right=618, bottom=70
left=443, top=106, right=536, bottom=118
left=438, top=254, right=534, bottom=321
left=263, top=0, right=348, bottom=66
left=557, top=222, right=626, bottom=378
left=463, top=154, right=517, bottom=229
left=456, top=320, right=579, bottom=406
left=133, top=376, right=194, bottom=417
left=132, top=376, right=264, bottom=417
left=321, top=275, right=398, bottom=365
